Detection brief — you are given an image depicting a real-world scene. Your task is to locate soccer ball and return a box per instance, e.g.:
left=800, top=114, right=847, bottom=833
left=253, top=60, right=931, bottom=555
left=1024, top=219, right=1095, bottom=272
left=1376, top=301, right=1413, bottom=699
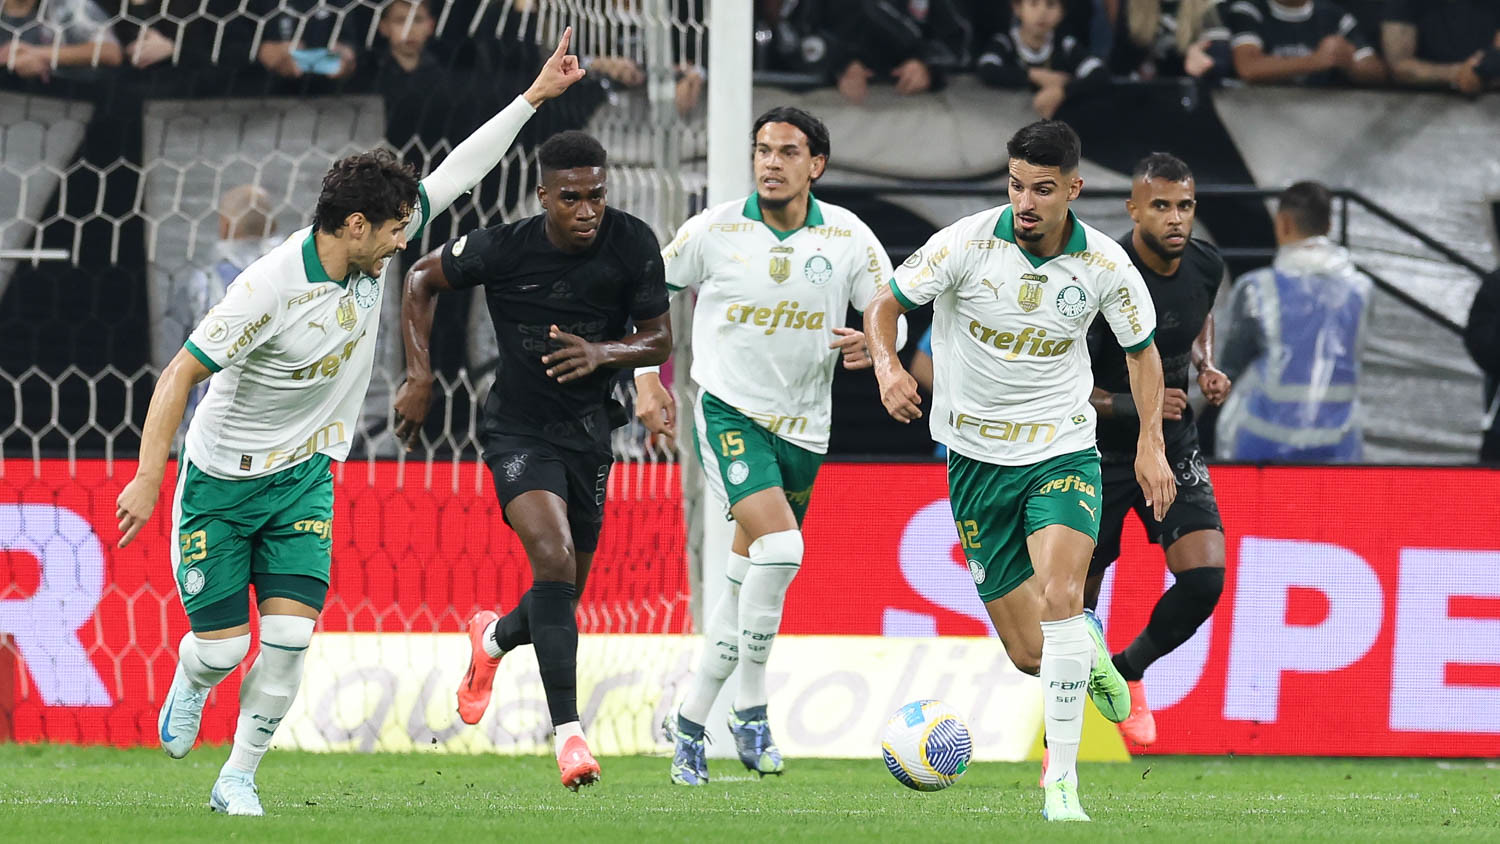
left=880, top=699, right=973, bottom=792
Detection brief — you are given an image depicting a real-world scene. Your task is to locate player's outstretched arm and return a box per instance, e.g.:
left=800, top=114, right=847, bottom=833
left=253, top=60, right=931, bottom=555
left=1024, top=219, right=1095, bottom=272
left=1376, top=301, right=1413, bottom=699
left=542, top=314, right=671, bottom=384
left=393, top=248, right=451, bottom=450
left=1125, top=342, right=1177, bottom=521
left=418, top=27, right=587, bottom=216
left=866, top=284, right=922, bottom=423
left=116, top=348, right=212, bottom=547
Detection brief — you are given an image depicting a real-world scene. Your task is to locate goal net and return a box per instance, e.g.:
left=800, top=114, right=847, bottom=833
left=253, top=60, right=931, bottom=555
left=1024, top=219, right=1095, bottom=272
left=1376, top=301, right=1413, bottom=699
left=0, top=0, right=707, bottom=754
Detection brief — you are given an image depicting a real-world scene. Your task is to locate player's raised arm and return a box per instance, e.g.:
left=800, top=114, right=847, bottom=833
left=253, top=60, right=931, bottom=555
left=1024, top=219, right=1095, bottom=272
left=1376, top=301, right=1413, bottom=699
left=393, top=247, right=453, bottom=449
left=415, top=27, right=586, bottom=222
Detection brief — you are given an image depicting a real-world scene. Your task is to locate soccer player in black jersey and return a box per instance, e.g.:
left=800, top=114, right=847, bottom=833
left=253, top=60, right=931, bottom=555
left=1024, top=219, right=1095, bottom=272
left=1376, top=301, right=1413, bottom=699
left=1084, top=153, right=1231, bottom=746
left=394, top=131, right=671, bottom=789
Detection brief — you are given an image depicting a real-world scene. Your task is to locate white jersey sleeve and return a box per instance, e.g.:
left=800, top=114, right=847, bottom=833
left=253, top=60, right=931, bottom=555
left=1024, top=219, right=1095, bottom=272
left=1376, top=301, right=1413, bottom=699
left=661, top=209, right=711, bottom=293
left=848, top=219, right=894, bottom=312
left=889, top=224, right=967, bottom=309
left=184, top=269, right=284, bottom=372
left=1097, top=260, right=1158, bottom=353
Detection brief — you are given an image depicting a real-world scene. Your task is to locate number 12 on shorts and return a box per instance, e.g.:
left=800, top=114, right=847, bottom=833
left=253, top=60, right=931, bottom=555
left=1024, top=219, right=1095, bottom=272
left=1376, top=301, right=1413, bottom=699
left=955, top=519, right=981, bottom=550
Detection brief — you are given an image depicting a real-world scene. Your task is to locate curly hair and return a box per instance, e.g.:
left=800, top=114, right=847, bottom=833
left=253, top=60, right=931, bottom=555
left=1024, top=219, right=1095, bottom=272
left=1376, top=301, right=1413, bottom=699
left=313, top=148, right=420, bottom=234
left=538, top=131, right=608, bottom=175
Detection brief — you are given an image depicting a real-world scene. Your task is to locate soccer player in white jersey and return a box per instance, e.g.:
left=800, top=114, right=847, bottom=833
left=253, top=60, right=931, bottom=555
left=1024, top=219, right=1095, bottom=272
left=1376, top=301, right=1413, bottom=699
left=866, top=120, right=1176, bottom=822
left=111, top=32, right=586, bottom=817
left=634, top=106, right=904, bottom=785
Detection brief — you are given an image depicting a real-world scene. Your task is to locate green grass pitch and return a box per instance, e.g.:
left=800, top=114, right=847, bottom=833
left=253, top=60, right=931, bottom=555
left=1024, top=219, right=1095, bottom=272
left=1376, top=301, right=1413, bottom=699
left=1, top=745, right=1495, bottom=842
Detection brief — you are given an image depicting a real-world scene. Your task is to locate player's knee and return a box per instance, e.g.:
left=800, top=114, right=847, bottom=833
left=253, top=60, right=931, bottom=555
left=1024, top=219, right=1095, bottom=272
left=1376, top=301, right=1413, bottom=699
left=1177, top=566, right=1225, bottom=608
left=260, top=614, right=315, bottom=650
left=748, top=529, right=803, bottom=569
left=528, top=535, right=577, bottom=582
left=1040, top=575, right=1084, bottom=619
left=1005, top=642, right=1041, bottom=676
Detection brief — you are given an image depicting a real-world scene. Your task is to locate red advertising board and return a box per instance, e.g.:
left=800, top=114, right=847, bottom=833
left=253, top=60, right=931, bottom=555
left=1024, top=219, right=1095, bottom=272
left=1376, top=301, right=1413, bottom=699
left=4, top=459, right=1500, bottom=756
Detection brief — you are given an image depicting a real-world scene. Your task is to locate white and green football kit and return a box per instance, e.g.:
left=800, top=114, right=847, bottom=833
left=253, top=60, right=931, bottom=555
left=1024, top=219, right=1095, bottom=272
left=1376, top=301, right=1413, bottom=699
left=171, top=94, right=540, bottom=622
left=890, top=205, right=1156, bottom=599
left=663, top=194, right=892, bottom=518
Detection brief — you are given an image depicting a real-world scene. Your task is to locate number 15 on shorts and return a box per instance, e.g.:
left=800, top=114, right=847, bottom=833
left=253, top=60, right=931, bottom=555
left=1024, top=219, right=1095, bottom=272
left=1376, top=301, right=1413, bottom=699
left=719, top=431, right=744, bottom=457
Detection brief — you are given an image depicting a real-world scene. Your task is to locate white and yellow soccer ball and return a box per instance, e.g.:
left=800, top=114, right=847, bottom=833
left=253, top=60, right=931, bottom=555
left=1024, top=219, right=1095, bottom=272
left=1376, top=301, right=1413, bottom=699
left=881, top=699, right=973, bottom=791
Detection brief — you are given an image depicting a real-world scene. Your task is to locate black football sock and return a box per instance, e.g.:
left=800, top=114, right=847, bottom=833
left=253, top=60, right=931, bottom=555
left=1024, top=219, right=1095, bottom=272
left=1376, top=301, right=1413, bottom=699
left=493, top=590, right=533, bottom=652
left=528, top=580, right=580, bottom=726
left=1114, top=567, right=1225, bottom=682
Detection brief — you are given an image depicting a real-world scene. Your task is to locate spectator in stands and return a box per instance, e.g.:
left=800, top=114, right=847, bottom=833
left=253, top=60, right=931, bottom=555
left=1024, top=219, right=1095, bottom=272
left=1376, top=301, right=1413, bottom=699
left=1108, top=0, right=1233, bottom=81
left=1226, top=0, right=1386, bottom=86
left=255, top=0, right=367, bottom=81
left=972, top=0, right=1110, bottom=60
left=161, top=185, right=278, bottom=420
left=1382, top=1, right=1500, bottom=95
left=1216, top=181, right=1373, bottom=463
left=977, top=0, right=1107, bottom=118
left=374, top=0, right=468, bottom=149
left=753, top=0, right=845, bottom=80
left=112, top=0, right=258, bottom=73
left=167, top=185, right=278, bottom=347
left=0, top=0, right=122, bottom=80
left=1463, top=268, right=1500, bottom=464
left=831, top=0, right=974, bottom=104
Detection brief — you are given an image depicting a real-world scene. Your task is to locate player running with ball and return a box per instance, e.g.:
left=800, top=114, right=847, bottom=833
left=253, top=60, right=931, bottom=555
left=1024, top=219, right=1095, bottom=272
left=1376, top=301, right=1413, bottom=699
left=866, top=120, right=1175, bottom=822
left=114, top=32, right=586, bottom=816
left=634, top=106, right=904, bottom=785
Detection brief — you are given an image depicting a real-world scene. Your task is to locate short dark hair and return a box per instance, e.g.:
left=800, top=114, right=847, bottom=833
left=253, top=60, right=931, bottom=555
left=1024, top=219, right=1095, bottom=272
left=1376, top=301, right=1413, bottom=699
left=314, top=148, right=419, bottom=234
left=538, top=131, right=608, bottom=175
left=1278, top=180, right=1332, bottom=236
left=752, top=106, right=831, bottom=160
left=1006, top=120, right=1081, bottom=172
left=379, top=0, right=429, bottom=20
left=1133, top=152, right=1193, bottom=183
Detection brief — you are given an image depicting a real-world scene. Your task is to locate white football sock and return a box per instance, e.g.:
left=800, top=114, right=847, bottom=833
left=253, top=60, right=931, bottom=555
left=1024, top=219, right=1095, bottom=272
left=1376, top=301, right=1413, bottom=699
left=1040, top=614, right=1092, bottom=788
left=223, top=615, right=315, bottom=778
left=178, top=631, right=250, bottom=690
left=679, top=551, right=750, bottom=726
left=734, top=530, right=803, bottom=711
left=554, top=719, right=585, bottom=756
left=481, top=619, right=503, bottom=659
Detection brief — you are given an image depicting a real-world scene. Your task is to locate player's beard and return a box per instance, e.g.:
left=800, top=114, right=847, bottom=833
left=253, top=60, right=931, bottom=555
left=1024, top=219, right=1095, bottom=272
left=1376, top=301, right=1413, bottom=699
left=756, top=190, right=795, bottom=211
left=1014, top=226, right=1045, bottom=243
left=1141, top=228, right=1187, bottom=262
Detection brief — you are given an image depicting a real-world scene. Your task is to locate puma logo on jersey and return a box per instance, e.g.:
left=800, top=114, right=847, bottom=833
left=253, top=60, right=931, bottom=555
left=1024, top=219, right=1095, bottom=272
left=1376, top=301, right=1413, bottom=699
left=308, top=319, right=327, bottom=333
left=979, top=278, right=1002, bottom=298
left=1077, top=500, right=1097, bottom=519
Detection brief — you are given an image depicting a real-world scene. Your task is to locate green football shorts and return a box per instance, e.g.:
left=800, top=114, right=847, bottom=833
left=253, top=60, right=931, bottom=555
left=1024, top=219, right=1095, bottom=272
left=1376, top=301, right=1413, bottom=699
left=694, top=391, right=823, bottom=524
left=170, top=454, right=335, bottom=619
left=946, top=447, right=1103, bottom=603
